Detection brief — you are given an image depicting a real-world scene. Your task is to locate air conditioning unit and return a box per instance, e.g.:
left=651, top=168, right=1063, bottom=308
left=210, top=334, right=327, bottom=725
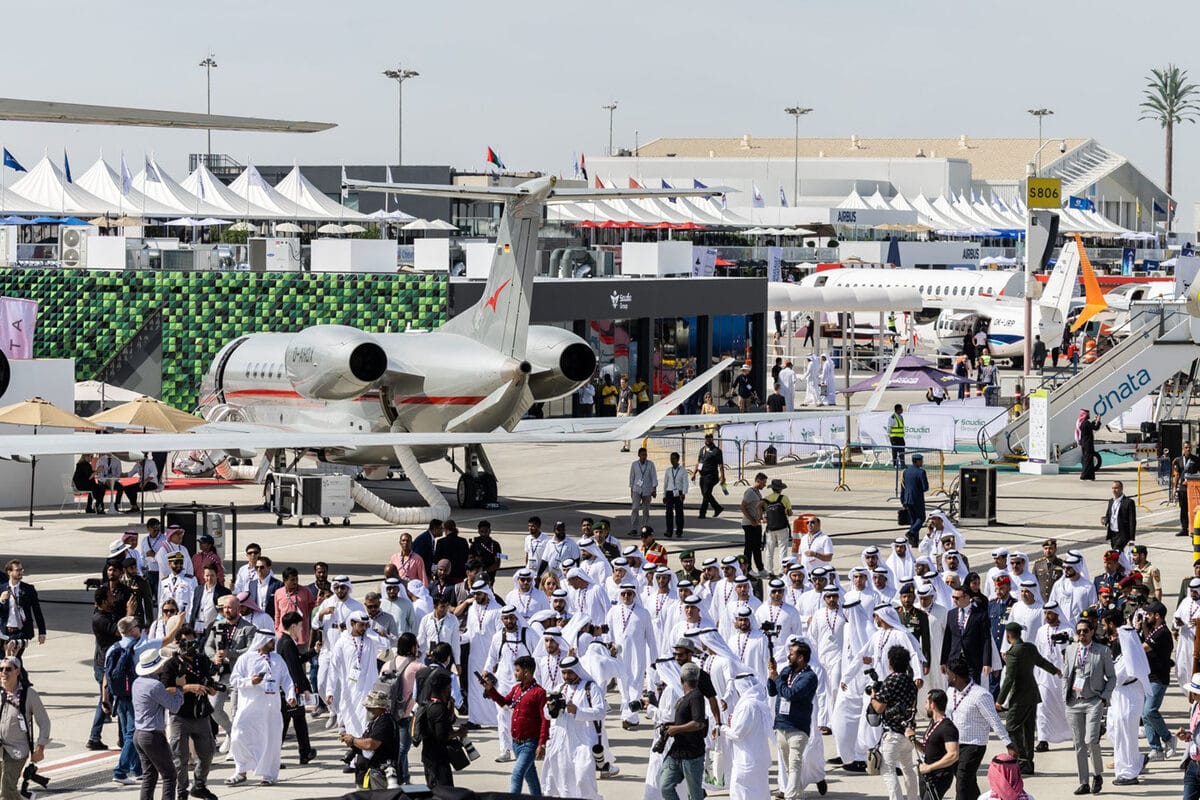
left=60, top=226, right=90, bottom=268
left=0, top=226, right=16, bottom=266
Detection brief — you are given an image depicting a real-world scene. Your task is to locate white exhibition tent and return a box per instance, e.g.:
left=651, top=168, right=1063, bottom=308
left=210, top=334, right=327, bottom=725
left=228, top=165, right=309, bottom=219
left=180, top=163, right=280, bottom=220
left=134, top=156, right=230, bottom=218
left=75, top=158, right=190, bottom=218
left=273, top=166, right=365, bottom=220
left=9, top=156, right=112, bottom=216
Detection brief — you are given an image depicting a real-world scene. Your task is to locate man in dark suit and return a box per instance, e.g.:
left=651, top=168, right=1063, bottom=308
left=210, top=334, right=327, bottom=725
left=1062, top=620, right=1115, bottom=795
left=246, top=555, right=283, bottom=620
left=0, top=559, right=46, bottom=655
left=412, top=520, right=442, bottom=578
left=995, top=622, right=1060, bottom=775
left=277, top=611, right=317, bottom=765
left=941, top=585, right=994, bottom=685
left=902, top=454, right=930, bottom=546
left=1101, top=480, right=1136, bottom=552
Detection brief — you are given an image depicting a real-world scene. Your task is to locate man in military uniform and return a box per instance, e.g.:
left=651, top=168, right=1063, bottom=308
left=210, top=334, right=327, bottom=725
left=675, top=551, right=702, bottom=585
left=995, top=621, right=1061, bottom=776
left=1031, top=539, right=1063, bottom=602
left=896, top=583, right=931, bottom=666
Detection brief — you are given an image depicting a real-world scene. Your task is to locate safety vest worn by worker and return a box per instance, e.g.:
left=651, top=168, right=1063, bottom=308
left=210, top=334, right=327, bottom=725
left=889, top=413, right=905, bottom=438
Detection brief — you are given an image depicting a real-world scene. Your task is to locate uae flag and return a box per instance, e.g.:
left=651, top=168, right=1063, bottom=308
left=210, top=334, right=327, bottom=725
left=486, top=147, right=505, bottom=170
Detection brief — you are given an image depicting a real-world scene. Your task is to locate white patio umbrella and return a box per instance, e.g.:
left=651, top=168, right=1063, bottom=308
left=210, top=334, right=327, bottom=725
left=341, top=223, right=367, bottom=233
left=401, top=218, right=437, bottom=230
left=276, top=222, right=303, bottom=233
left=427, top=219, right=459, bottom=231
left=316, top=223, right=345, bottom=235
left=228, top=221, right=257, bottom=232
left=164, top=217, right=201, bottom=227
left=196, top=217, right=228, bottom=226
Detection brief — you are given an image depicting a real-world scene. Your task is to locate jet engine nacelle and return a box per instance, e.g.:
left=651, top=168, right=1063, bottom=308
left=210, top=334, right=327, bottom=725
left=525, top=325, right=597, bottom=401
left=285, top=325, right=388, bottom=401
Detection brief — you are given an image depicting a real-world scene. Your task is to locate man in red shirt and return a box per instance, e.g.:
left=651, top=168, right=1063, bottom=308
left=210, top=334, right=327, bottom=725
left=482, top=655, right=550, bottom=795
left=273, top=567, right=316, bottom=641
left=640, top=526, right=669, bottom=568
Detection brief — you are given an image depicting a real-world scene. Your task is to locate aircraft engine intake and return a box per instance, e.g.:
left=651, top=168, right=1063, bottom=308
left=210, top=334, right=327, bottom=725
left=525, top=325, right=597, bottom=401
left=285, top=325, right=387, bottom=401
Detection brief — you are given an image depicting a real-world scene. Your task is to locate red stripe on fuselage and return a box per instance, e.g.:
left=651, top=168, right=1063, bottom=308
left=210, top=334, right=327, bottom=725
left=223, top=389, right=482, bottom=405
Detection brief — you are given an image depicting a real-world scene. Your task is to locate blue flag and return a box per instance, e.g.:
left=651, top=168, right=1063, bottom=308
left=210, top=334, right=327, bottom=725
left=63, top=149, right=72, bottom=183
left=3, top=148, right=26, bottom=172
left=692, top=179, right=707, bottom=189
left=1068, top=196, right=1095, bottom=212
left=1153, top=199, right=1167, bottom=215
left=661, top=179, right=677, bottom=203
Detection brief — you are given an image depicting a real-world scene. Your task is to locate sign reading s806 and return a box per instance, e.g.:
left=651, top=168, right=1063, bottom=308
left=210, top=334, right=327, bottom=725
left=1026, top=178, right=1062, bottom=209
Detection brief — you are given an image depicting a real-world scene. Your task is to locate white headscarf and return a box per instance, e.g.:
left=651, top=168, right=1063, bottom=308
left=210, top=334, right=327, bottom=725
left=1115, top=624, right=1151, bottom=693
left=249, top=629, right=275, bottom=653
left=407, top=580, right=433, bottom=618
left=1066, top=549, right=1091, bottom=582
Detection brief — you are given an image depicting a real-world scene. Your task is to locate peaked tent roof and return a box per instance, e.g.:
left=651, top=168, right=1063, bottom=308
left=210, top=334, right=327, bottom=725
left=74, top=158, right=190, bottom=217
left=228, top=165, right=309, bottom=218
left=133, top=156, right=230, bottom=218
left=180, top=163, right=279, bottom=219
left=9, top=156, right=114, bottom=215
left=0, top=185, right=59, bottom=215
left=272, top=166, right=365, bottom=220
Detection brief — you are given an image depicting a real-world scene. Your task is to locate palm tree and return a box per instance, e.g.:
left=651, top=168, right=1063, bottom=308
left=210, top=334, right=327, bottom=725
left=1139, top=63, right=1200, bottom=195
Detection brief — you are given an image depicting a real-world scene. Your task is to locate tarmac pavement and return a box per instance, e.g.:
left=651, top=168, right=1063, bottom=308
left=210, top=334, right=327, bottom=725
left=4, top=435, right=1196, bottom=800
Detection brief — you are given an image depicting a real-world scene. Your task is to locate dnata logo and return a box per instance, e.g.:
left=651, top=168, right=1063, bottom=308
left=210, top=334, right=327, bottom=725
left=836, top=210, right=857, bottom=224
left=1091, top=369, right=1152, bottom=416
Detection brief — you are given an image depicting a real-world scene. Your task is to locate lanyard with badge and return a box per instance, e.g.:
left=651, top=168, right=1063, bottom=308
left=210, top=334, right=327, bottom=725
left=777, top=667, right=803, bottom=715
left=259, top=656, right=278, bottom=695
left=1072, top=644, right=1090, bottom=696
left=634, top=462, right=650, bottom=493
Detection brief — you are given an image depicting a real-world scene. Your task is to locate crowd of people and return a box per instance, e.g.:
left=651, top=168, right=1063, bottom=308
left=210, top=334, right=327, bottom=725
left=3, top=463, right=1200, bottom=800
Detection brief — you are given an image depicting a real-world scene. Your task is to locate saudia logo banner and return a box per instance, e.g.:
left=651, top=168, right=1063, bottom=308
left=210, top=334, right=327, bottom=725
left=1089, top=369, right=1152, bottom=416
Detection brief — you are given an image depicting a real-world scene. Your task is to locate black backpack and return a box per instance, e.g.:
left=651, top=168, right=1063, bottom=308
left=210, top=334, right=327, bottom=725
left=763, top=495, right=789, bottom=531
left=105, top=643, right=136, bottom=700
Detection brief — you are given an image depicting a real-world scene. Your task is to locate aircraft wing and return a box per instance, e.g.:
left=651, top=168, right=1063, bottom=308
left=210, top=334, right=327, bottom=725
left=514, top=407, right=840, bottom=434
left=0, top=361, right=738, bottom=459
left=0, top=98, right=334, bottom=132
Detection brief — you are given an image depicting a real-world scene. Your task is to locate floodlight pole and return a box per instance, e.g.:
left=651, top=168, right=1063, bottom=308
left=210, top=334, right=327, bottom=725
left=602, top=102, right=618, bottom=156
left=1027, top=108, right=1053, bottom=178
left=199, top=55, right=218, bottom=167
left=784, top=106, right=812, bottom=203
left=383, top=67, right=420, bottom=166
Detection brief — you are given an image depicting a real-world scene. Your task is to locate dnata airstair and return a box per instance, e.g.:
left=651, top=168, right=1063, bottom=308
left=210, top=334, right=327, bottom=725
left=992, top=301, right=1200, bottom=460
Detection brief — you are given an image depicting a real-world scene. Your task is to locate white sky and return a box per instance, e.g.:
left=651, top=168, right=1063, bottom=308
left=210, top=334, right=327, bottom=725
left=3, top=0, right=1199, bottom=223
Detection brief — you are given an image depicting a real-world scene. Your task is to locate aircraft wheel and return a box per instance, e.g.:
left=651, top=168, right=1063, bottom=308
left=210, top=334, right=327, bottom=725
left=457, top=474, right=478, bottom=509
left=477, top=472, right=499, bottom=505
left=342, top=518, right=351, bottom=526
left=322, top=517, right=331, bottom=525
left=275, top=517, right=283, bottom=527
left=1093, top=452, right=1103, bottom=473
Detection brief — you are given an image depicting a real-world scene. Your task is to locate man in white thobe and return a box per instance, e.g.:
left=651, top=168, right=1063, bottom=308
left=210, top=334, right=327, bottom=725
left=606, top=583, right=655, bottom=728
left=728, top=672, right=773, bottom=800
left=485, top=606, right=536, bottom=762
left=1108, top=624, right=1150, bottom=785
left=463, top=581, right=502, bottom=729
left=778, top=361, right=796, bottom=411
left=227, top=630, right=296, bottom=786
left=325, top=611, right=387, bottom=738
left=1033, top=602, right=1073, bottom=750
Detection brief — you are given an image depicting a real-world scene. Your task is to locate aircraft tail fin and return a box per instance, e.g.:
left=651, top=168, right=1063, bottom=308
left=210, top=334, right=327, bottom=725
left=1070, top=235, right=1107, bottom=332
left=440, top=185, right=546, bottom=360
left=1038, top=237, right=1081, bottom=327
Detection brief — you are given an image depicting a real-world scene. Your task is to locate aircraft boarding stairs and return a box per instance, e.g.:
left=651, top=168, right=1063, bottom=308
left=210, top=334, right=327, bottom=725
left=991, top=301, right=1200, bottom=462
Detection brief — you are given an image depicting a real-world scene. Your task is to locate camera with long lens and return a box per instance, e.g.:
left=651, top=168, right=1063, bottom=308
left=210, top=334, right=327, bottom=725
left=863, top=667, right=882, bottom=697
left=1050, top=631, right=1072, bottom=645
left=584, top=623, right=610, bottom=636
left=651, top=723, right=671, bottom=754
left=20, top=764, right=49, bottom=799
left=592, top=743, right=609, bottom=772
left=546, top=692, right=566, bottom=718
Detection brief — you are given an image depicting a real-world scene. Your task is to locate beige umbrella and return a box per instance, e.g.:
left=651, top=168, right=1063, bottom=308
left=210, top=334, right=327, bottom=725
left=89, top=396, right=205, bottom=433
left=0, top=397, right=101, bottom=528
left=89, top=216, right=118, bottom=228
left=112, top=216, right=143, bottom=227
left=90, top=397, right=205, bottom=522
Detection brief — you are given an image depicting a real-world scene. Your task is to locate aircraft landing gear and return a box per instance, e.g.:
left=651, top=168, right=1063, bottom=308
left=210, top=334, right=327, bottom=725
left=452, top=444, right=500, bottom=509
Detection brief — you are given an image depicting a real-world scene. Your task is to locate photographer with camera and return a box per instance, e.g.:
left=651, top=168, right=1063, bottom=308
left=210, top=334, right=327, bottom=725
left=869, top=645, right=919, bottom=800
left=540, top=656, right=604, bottom=800
left=0, top=656, right=48, bottom=800
left=657, top=661, right=707, bottom=800
left=480, top=655, right=549, bottom=795
left=340, top=690, right=398, bottom=790
left=160, top=624, right=220, bottom=800
left=768, top=638, right=819, bottom=800
left=202, top=596, right=256, bottom=755
left=905, top=689, right=958, bottom=800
